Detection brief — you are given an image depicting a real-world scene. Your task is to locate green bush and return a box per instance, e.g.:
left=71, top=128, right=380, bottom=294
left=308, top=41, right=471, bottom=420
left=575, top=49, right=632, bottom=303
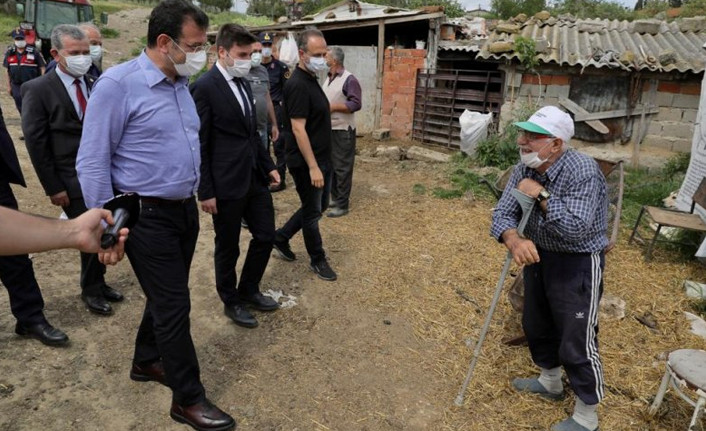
left=474, top=128, right=520, bottom=170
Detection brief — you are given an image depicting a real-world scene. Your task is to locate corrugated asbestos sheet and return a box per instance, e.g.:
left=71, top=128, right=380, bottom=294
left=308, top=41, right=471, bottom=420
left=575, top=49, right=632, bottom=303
left=442, top=17, right=706, bottom=73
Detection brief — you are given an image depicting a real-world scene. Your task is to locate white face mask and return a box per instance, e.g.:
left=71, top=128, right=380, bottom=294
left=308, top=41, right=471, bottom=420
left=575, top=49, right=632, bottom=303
left=225, top=55, right=251, bottom=78
left=519, top=142, right=551, bottom=169
left=168, top=40, right=207, bottom=77
left=14, top=40, right=26, bottom=49
left=262, top=47, right=272, bottom=58
left=64, top=54, right=93, bottom=77
left=306, top=56, right=327, bottom=73
left=250, top=52, right=262, bottom=67
left=89, top=45, right=102, bottom=62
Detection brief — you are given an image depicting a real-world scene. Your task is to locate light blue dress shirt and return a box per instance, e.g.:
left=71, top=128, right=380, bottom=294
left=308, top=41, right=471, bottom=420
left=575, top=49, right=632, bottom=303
left=76, top=51, right=201, bottom=208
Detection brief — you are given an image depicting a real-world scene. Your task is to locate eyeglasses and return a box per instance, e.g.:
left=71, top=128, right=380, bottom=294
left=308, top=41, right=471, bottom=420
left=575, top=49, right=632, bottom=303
left=519, top=131, right=554, bottom=141
left=169, top=37, right=211, bottom=54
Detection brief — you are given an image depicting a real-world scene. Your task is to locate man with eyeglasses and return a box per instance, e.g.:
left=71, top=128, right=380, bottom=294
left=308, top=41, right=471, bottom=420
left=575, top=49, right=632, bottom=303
left=491, top=106, right=607, bottom=431
left=76, top=1, right=235, bottom=430
left=273, top=29, right=337, bottom=282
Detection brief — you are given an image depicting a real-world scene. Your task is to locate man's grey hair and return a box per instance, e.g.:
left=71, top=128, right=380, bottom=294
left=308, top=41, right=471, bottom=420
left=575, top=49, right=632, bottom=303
left=78, top=22, right=101, bottom=37
left=329, top=46, right=344, bottom=65
left=51, top=24, right=86, bottom=51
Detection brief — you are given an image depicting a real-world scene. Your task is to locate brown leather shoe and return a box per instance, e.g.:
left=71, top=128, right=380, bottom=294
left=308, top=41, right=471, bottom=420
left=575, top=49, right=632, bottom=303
left=130, top=360, right=167, bottom=386
left=170, top=399, right=236, bottom=431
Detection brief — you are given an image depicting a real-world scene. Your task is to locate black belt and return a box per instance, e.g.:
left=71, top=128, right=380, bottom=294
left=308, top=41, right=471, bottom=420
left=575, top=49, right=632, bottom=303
left=140, top=196, right=194, bottom=207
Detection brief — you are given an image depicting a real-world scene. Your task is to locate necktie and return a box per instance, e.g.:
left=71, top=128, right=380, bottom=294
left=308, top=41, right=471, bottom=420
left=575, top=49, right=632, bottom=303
left=73, top=78, right=87, bottom=119
left=233, top=78, right=257, bottom=167
left=233, top=78, right=251, bottom=125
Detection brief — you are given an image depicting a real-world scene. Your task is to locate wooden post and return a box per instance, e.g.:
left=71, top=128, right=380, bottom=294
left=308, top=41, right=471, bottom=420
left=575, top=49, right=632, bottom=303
left=633, top=79, right=658, bottom=169
left=373, top=19, right=385, bottom=130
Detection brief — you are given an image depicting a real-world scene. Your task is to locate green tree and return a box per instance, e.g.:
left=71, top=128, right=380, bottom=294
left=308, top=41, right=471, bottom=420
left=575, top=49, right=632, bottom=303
left=247, top=0, right=288, bottom=20
left=200, top=0, right=233, bottom=12
left=491, top=0, right=545, bottom=19
left=551, top=0, right=633, bottom=19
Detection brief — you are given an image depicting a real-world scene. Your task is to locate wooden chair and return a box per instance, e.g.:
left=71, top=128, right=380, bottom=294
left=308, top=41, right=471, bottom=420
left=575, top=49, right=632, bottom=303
left=649, top=349, right=706, bottom=430
left=629, top=177, right=706, bottom=261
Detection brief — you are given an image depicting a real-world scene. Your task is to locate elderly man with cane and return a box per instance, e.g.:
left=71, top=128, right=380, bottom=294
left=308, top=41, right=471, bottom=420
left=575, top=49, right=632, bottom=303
left=491, top=106, right=608, bottom=431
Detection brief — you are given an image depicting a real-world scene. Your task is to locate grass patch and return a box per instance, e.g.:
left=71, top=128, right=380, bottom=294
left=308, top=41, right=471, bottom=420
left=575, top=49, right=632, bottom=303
left=0, top=12, right=21, bottom=45
left=207, top=11, right=272, bottom=28
left=92, top=0, right=138, bottom=17
left=412, top=184, right=426, bottom=195
left=101, top=27, right=120, bottom=39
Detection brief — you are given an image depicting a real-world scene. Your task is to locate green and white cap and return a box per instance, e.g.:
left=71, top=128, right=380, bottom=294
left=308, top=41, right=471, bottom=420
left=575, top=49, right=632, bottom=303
left=513, top=106, right=574, bottom=144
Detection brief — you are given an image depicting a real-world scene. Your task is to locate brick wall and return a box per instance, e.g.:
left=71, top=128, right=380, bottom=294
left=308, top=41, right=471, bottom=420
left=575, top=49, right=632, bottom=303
left=380, top=48, right=426, bottom=139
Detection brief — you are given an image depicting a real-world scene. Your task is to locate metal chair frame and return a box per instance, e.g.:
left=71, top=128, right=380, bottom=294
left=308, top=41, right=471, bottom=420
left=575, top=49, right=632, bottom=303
left=629, top=177, right=706, bottom=261
left=649, top=349, right=706, bottom=430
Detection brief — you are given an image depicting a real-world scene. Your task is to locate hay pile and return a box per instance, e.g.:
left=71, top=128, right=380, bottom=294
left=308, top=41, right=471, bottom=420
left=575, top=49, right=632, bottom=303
left=336, top=141, right=706, bottom=430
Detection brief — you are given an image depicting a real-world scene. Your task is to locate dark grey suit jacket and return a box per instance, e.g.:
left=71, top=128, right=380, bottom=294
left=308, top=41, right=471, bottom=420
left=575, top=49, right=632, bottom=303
left=190, top=65, right=276, bottom=201
left=0, top=109, right=24, bottom=187
left=21, top=70, right=95, bottom=198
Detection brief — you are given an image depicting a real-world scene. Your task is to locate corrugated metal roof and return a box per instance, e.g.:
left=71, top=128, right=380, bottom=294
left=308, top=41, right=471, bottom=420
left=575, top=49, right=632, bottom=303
left=443, top=17, right=706, bottom=73
left=292, top=0, right=422, bottom=26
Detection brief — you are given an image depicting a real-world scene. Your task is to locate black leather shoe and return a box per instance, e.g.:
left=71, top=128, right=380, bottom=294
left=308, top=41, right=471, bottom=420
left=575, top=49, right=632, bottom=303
left=170, top=398, right=236, bottom=431
left=239, top=292, right=279, bottom=311
left=81, top=294, right=113, bottom=315
left=15, top=321, right=69, bottom=346
left=130, top=360, right=167, bottom=386
left=224, top=304, right=258, bottom=328
left=101, top=285, right=124, bottom=302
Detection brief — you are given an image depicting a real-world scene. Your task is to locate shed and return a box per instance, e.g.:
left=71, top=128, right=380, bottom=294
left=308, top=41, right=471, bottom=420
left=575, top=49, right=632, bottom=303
left=242, top=0, right=445, bottom=136
left=431, top=15, right=706, bottom=159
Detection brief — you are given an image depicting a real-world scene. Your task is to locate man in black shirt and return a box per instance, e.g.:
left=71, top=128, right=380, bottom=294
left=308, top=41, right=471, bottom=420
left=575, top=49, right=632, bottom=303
left=273, top=29, right=337, bottom=281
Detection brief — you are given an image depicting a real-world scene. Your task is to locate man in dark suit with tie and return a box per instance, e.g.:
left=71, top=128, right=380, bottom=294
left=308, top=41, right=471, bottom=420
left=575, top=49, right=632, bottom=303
left=21, top=24, right=122, bottom=316
left=190, top=23, right=281, bottom=329
left=0, top=104, right=68, bottom=346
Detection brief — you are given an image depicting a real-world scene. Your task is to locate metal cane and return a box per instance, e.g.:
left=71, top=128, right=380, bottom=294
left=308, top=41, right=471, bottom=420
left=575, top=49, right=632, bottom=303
left=454, top=188, right=536, bottom=406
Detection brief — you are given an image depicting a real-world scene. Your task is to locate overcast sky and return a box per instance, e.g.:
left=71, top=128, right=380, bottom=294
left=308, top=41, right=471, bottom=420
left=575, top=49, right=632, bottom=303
left=458, top=0, right=637, bottom=12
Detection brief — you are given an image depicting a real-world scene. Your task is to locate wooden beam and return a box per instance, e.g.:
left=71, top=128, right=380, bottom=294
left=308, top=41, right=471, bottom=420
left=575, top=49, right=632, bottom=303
left=572, top=106, right=659, bottom=122
left=558, top=97, right=609, bottom=134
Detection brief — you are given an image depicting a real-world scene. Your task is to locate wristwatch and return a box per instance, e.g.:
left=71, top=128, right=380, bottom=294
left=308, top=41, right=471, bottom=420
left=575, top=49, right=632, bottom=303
left=536, top=188, right=550, bottom=203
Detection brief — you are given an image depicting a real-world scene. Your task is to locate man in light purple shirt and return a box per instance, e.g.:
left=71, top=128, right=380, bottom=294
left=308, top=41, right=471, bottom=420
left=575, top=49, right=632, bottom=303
left=75, top=1, right=235, bottom=430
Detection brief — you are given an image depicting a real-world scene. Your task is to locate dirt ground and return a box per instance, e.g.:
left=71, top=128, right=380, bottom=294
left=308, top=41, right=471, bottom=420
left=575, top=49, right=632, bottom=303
left=1, top=8, right=706, bottom=431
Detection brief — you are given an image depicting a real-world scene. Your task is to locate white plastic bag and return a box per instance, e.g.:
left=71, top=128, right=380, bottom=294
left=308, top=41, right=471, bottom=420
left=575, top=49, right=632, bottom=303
left=279, top=32, right=299, bottom=69
left=459, top=110, right=493, bottom=156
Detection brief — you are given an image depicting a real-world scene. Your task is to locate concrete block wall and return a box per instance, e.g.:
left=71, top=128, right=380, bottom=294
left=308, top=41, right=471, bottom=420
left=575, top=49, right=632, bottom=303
left=380, top=48, right=426, bottom=139
left=641, top=80, right=700, bottom=153
left=502, top=72, right=701, bottom=153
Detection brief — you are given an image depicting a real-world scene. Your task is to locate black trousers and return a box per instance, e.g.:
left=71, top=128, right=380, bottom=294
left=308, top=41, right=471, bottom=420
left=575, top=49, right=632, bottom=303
left=0, top=181, right=46, bottom=325
left=126, top=198, right=205, bottom=405
left=330, top=127, right=356, bottom=210
left=277, top=162, right=331, bottom=265
left=270, top=104, right=287, bottom=182
left=523, top=249, right=605, bottom=405
left=63, top=197, right=106, bottom=297
left=10, top=83, right=22, bottom=114
left=213, top=176, right=275, bottom=306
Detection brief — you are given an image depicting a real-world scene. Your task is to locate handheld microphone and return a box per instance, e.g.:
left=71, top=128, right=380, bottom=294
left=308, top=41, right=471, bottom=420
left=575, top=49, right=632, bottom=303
left=101, top=193, right=141, bottom=249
